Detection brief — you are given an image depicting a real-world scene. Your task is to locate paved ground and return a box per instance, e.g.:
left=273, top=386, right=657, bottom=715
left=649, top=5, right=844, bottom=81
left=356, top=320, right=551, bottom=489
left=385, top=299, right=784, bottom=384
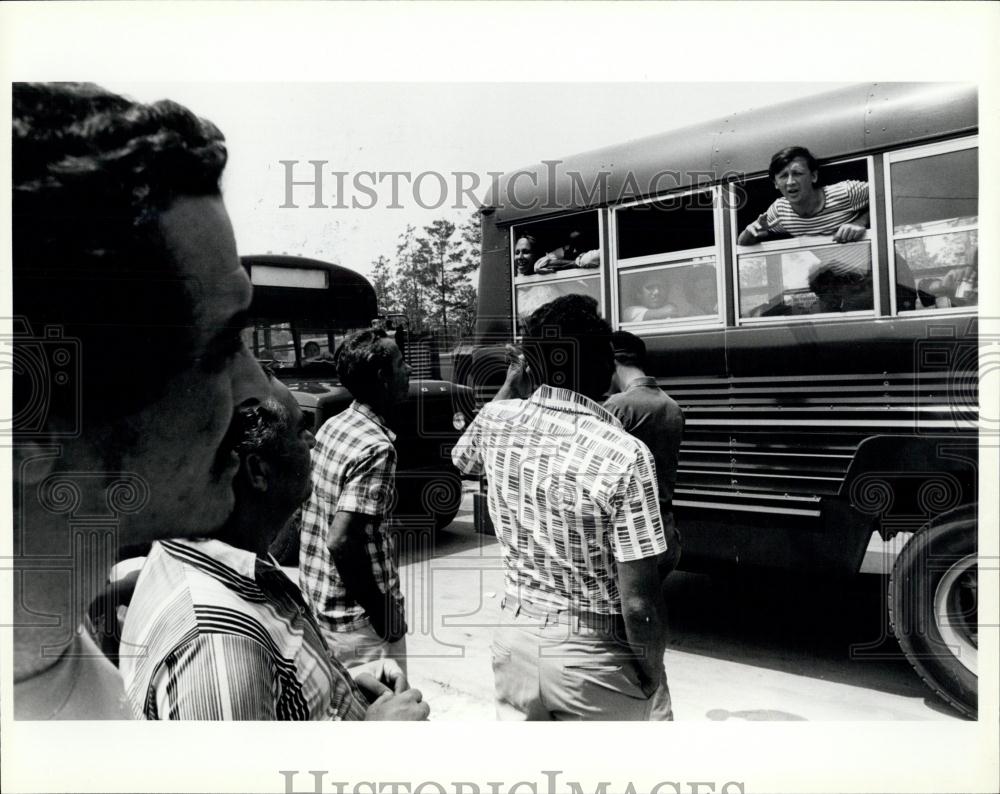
left=395, top=487, right=965, bottom=721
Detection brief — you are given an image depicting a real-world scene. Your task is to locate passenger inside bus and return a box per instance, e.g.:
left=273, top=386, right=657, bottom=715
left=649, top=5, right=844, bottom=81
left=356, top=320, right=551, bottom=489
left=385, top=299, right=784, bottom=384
left=533, top=230, right=601, bottom=275
left=303, top=340, right=322, bottom=359
left=622, top=271, right=687, bottom=322
left=807, top=257, right=873, bottom=314
left=682, top=265, right=719, bottom=315
left=737, top=146, right=869, bottom=246
left=513, top=234, right=542, bottom=276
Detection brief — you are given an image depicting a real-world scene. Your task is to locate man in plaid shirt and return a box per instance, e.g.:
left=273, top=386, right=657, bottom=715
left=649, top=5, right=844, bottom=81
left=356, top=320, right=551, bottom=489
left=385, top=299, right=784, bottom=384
left=453, top=295, right=673, bottom=720
left=299, top=328, right=412, bottom=673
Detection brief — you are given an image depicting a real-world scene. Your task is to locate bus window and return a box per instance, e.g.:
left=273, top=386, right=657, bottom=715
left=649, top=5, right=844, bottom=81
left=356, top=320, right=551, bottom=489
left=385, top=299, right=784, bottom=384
left=736, top=157, right=870, bottom=240
left=738, top=241, right=873, bottom=318
left=886, top=139, right=978, bottom=312
left=511, top=212, right=601, bottom=279
left=618, top=259, right=718, bottom=324
left=615, top=192, right=715, bottom=259
left=511, top=211, right=603, bottom=322
left=613, top=187, right=722, bottom=328
left=516, top=276, right=602, bottom=323
left=250, top=321, right=295, bottom=366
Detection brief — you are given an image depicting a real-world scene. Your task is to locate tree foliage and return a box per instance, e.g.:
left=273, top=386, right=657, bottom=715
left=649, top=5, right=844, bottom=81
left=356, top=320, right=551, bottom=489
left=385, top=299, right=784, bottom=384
left=370, top=210, right=481, bottom=342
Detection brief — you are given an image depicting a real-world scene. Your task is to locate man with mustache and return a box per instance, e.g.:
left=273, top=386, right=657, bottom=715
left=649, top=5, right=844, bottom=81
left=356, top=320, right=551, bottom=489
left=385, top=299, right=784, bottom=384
left=119, top=375, right=429, bottom=720
left=12, top=82, right=270, bottom=718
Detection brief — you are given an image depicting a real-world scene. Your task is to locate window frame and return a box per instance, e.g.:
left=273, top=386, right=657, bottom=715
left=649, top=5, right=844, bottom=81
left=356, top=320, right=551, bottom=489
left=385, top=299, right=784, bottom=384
left=509, top=208, right=606, bottom=326
left=609, top=184, right=727, bottom=334
left=732, top=154, right=880, bottom=326
left=882, top=136, right=978, bottom=317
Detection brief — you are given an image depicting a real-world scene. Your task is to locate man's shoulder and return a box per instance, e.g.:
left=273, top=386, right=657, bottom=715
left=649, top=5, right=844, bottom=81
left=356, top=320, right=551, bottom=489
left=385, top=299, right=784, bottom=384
left=316, top=408, right=393, bottom=454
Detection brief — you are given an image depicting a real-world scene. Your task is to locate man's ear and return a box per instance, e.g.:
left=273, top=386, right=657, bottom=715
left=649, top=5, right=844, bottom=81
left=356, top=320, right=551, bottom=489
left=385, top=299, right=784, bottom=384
left=243, top=453, right=270, bottom=493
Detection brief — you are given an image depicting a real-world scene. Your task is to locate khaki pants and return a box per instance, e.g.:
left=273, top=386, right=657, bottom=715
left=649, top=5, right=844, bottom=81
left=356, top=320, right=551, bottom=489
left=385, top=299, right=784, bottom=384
left=491, top=601, right=672, bottom=721
left=322, top=620, right=408, bottom=678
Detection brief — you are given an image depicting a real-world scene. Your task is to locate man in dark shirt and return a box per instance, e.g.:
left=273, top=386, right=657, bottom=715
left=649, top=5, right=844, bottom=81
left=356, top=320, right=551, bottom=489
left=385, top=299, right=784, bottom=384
left=604, top=331, right=685, bottom=577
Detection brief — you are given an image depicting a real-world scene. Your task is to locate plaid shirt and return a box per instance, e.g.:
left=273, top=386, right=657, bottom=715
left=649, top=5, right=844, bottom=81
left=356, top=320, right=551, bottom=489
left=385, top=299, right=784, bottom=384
left=119, top=539, right=368, bottom=720
left=453, top=385, right=667, bottom=615
left=299, top=401, right=402, bottom=633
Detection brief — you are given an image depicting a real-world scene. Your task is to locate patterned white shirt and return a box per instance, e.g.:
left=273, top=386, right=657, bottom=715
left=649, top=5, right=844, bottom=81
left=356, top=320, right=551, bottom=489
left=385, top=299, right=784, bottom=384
left=452, top=385, right=667, bottom=614
left=765, top=180, right=869, bottom=238
left=299, top=402, right=402, bottom=633
left=119, top=538, right=368, bottom=720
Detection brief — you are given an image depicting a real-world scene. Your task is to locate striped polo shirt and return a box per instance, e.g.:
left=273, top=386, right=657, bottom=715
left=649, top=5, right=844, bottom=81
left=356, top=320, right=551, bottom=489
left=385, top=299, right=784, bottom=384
left=765, top=179, right=869, bottom=237
left=299, top=402, right=402, bottom=634
left=452, top=385, right=667, bottom=614
left=119, top=538, right=368, bottom=720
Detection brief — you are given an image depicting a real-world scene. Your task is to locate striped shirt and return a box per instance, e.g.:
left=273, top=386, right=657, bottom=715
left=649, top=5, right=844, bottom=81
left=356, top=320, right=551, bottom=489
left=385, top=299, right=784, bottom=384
left=765, top=180, right=869, bottom=238
left=452, top=385, right=667, bottom=614
left=119, top=539, right=368, bottom=720
left=299, top=402, right=402, bottom=633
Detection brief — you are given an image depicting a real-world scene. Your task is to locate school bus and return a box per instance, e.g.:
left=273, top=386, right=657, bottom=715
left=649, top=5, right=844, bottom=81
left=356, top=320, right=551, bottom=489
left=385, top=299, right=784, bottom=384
left=458, top=83, right=980, bottom=717
left=242, top=254, right=474, bottom=533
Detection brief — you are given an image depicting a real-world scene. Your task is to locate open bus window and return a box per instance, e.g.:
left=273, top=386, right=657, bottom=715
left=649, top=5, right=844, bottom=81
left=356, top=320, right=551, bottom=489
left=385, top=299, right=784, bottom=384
left=618, top=259, right=718, bottom=324
left=515, top=276, right=602, bottom=323
left=738, top=241, right=873, bottom=318
left=735, top=157, right=870, bottom=243
left=615, top=190, right=714, bottom=260
left=511, top=212, right=601, bottom=281
left=888, top=141, right=978, bottom=312
left=248, top=322, right=295, bottom=366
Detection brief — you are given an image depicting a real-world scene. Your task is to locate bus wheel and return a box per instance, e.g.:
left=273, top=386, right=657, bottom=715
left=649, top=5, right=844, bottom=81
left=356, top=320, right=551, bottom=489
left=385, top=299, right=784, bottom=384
left=888, top=517, right=977, bottom=719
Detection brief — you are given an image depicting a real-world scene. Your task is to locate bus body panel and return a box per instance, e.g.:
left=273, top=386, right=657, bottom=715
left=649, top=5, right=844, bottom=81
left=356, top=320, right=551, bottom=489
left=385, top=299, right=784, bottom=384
left=472, top=82, right=979, bottom=575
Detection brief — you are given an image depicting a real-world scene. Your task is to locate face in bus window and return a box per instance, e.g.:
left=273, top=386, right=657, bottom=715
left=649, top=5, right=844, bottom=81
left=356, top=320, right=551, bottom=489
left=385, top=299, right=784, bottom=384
left=514, top=237, right=539, bottom=276
left=640, top=275, right=670, bottom=309
left=303, top=341, right=322, bottom=359
left=773, top=157, right=819, bottom=208
left=686, top=268, right=718, bottom=314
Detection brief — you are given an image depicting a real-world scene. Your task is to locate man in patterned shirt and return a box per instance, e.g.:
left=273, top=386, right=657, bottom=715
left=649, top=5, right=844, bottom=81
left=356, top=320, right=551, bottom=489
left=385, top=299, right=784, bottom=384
left=299, top=328, right=412, bottom=673
left=453, top=295, right=673, bottom=720
left=120, top=374, right=428, bottom=720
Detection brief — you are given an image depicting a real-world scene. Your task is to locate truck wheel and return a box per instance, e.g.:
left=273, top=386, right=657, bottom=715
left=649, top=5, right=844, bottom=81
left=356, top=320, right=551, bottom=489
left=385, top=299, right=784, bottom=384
left=889, top=517, right=977, bottom=718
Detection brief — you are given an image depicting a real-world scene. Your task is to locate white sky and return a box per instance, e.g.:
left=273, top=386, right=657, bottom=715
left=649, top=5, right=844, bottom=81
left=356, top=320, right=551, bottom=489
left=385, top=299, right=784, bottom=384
left=106, top=82, right=843, bottom=277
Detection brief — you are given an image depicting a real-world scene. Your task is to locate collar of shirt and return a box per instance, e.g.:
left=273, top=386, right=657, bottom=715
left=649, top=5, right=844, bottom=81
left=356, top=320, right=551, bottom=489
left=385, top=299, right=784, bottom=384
left=527, top=384, right=622, bottom=428
left=163, top=537, right=299, bottom=600
left=624, top=375, right=658, bottom=392
left=349, top=400, right=397, bottom=443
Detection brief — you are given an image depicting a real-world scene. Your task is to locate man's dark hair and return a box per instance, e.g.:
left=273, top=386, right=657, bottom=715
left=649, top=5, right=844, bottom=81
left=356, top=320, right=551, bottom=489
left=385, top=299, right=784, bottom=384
left=523, top=294, right=613, bottom=400
left=611, top=330, right=646, bottom=369
left=335, top=327, right=395, bottom=406
left=13, top=82, right=228, bottom=429
left=232, top=371, right=290, bottom=461
left=767, top=145, right=820, bottom=183
left=234, top=399, right=291, bottom=462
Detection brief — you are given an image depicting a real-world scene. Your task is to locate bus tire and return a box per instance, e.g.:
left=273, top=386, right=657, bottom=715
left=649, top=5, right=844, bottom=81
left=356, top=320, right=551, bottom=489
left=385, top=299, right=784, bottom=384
left=888, top=516, right=977, bottom=719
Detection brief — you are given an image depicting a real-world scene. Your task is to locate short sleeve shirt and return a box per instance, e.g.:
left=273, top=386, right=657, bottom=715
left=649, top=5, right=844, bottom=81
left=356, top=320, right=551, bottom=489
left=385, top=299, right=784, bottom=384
left=120, top=539, right=368, bottom=721
left=452, top=385, right=667, bottom=614
left=765, top=180, right=869, bottom=237
left=299, top=402, right=402, bottom=632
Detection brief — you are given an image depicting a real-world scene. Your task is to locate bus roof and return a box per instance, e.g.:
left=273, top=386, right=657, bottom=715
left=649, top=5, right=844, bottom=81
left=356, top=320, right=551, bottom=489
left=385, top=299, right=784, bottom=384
left=487, top=82, right=977, bottom=225
left=242, top=254, right=377, bottom=327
